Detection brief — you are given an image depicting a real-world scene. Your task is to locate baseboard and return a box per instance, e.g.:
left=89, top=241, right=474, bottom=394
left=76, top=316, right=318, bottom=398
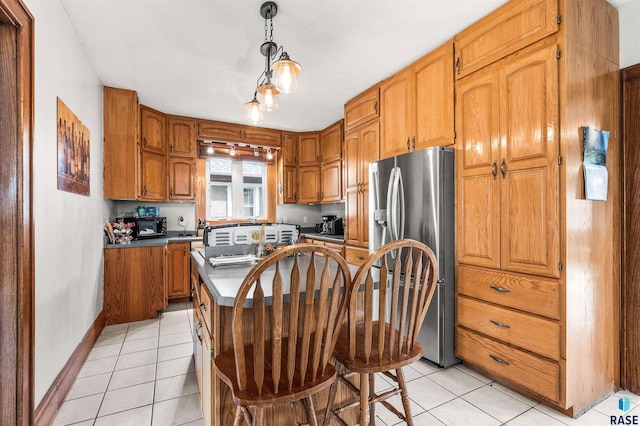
left=34, top=310, right=105, bottom=426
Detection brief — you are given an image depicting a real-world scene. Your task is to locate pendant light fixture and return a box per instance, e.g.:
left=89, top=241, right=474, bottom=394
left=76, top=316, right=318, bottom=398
left=244, top=1, right=301, bottom=124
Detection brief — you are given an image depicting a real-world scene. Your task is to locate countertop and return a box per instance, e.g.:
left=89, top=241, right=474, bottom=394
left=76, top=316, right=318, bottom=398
left=300, top=233, right=345, bottom=243
left=191, top=250, right=360, bottom=307
left=104, top=231, right=202, bottom=248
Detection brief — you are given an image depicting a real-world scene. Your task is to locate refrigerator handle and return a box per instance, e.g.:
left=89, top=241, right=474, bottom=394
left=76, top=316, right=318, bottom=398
left=387, top=167, right=397, bottom=241
left=397, top=167, right=405, bottom=240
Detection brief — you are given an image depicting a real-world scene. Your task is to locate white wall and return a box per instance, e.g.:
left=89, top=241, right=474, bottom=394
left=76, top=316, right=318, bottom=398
left=619, top=0, right=640, bottom=68
left=25, top=0, right=113, bottom=406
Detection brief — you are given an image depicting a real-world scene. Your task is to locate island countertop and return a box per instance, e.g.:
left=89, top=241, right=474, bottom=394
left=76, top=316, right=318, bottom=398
left=190, top=250, right=360, bottom=307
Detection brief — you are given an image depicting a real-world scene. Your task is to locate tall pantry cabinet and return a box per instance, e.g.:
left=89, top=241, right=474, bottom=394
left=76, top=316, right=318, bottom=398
left=454, top=0, right=619, bottom=417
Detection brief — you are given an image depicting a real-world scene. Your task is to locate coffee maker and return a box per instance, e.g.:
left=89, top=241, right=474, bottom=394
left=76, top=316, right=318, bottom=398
left=320, top=215, right=344, bottom=235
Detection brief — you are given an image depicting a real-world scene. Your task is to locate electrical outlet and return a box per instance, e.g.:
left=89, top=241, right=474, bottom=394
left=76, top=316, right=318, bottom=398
left=178, top=215, right=184, bottom=224
left=303, top=216, right=308, bottom=223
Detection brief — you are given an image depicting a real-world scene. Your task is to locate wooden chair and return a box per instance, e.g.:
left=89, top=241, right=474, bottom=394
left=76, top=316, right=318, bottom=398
left=323, top=239, right=438, bottom=426
left=213, top=243, right=353, bottom=426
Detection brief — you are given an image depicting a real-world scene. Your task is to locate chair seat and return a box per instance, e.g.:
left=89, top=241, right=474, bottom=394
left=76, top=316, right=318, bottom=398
left=333, top=322, right=424, bottom=374
left=214, top=338, right=337, bottom=408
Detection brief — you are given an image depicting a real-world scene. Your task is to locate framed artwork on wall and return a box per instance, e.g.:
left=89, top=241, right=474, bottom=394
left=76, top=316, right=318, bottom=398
left=57, top=97, right=90, bottom=196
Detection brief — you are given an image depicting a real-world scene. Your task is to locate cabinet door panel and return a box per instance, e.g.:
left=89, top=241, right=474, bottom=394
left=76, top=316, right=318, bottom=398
left=168, top=242, right=190, bottom=299
left=456, top=70, right=501, bottom=268
left=140, top=106, right=166, bottom=154
left=344, top=129, right=359, bottom=190
left=297, top=166, right=320, bottom=203
left=140, top=150, right=167, bottom=201
left=320, top=121, right=343, bottom=163
left=500, top=44, right=559, bottom=277
left=283, top=166, right=298, bottom=203
left=243, top=126, right=281, bottom=147
left=380, top=68, right=413, bottom=159
left=282, top=132, right=298, bottom=166
left=198, top=120, right=243, bottom=142
left=345, top=189, right=360, bottom=246
left=359, top=186, right=370, bottom=248
left=299, top=134, right=320, bottom=166
left=413, top=41, right=455, bottom=150
left=168, top=157, right=195, bottom=201
left=359, top=121, right=380, bottom=187
left=344, top=87, right=379, bottom=130
left=321, top=160, right=342, bottom=202
left=168, top=117, right=196, bottom=157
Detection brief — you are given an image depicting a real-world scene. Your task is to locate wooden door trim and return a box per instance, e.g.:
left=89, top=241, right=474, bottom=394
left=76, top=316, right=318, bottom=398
left=621, top=63, right=640, bottom=393
left=0, top=0, right=34, bottom=424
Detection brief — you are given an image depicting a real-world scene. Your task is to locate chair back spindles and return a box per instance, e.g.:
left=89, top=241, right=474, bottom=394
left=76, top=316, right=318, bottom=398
left=347, top=239, right=438, bottom=365
left=231, top=244, right=352, bottom=398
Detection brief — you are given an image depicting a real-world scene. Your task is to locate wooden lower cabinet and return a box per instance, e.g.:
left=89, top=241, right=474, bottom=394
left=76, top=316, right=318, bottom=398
left=104, top=245, right=167, bottom=325
left=167, top=242, right=191, bottom=299
left=344, top=245, right=368, bottom=266
left=456, top=265, right=562, bottom=406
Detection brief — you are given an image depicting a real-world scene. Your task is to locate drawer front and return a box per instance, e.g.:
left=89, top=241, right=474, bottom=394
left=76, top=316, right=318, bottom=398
left=458, top=297, right=560, bottom=360
left=456, top=327, right=560, bottom=402
left=345, top=246, right=368, bottom=266
left=457, top=265, right=560, bottom=319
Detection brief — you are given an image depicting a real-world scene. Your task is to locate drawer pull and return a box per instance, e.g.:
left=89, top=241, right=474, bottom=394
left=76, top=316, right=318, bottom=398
left=490, top=319, right=511, bottom=329
left=489, top=285, right=511, bottom=293
left=199, top=303, right=206, bottom=312
left=489, top=354, right=510, bottom=365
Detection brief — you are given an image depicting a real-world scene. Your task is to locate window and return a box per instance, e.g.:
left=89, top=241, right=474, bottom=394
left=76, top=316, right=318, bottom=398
left=206, top=158, right=266, bottom=220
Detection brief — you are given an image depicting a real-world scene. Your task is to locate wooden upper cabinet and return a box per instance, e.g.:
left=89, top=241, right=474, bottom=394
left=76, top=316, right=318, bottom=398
left=320, top=120, right=343, bottom=164
left=140, top=105, right=167, bottom=155
left=413, top=41, right=455, bottom=150
left=103, top=86, right=138, bottom=199
left=243, top=126, right=281, bottom=147
left=297, top=165, right=321, bottom=203
left=140, top=150, right=167, bottom=201
left=198, top=119, right=243, bottom=143
left=168, top=116, right=196, bottom=158
left=281, top=166, right=298, bottom=203
left=380, top=67, right=413, bottom=159
left=281, top=132, right=298, bottom=166
left=168, top=157, right=195, bottom=201
left=299, top=133, right=320, bottom=166
left=197, top=119, right=281, bottom=147
left=344, top=86, right=379, bottom=130
left=456, top=42, right=559, bottom=278
left=380, top=40, right=455, bottom=160
left=321, top=160, right=342, bottom=202
left=454, top=0, right=558, bottom=78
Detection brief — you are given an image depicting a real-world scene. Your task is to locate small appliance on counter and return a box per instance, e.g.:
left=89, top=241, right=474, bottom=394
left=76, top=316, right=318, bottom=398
left=320, top=215, right=344, bottom=235
left=118, top=216, right=167, bottom=239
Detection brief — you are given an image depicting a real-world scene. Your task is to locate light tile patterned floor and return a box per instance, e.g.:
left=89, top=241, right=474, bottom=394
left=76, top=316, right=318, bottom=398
left=53, top=302, right=640, bottom=425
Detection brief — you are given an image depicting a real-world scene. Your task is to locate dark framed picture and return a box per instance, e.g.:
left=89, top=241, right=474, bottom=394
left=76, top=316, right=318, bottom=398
left=57, top=97, right=90, bottom=196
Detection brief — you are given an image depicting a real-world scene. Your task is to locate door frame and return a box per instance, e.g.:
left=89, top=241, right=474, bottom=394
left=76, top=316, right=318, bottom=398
left=621, top=63, right=640, bottom=394
left=0, top=0, right=34, bottom=424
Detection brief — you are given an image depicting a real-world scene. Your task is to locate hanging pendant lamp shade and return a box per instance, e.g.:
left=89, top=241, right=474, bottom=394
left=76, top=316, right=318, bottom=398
left=273, top=51, right=301, bottom=94
left=244, top=95, right=263, bottom=124
left=256, top=82, right=279, bottom=111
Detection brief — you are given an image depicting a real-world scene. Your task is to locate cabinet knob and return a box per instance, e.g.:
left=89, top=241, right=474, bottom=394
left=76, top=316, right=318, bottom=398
left=406, top=138, right=410, bottom=150
left=500, top=159, right=507, bottom=179
left=412, top=136, right=415, bottom=150
left=143, top=137, right=147, bottom=148
left=374, top=101, right=378, bottom=115
left=489, top=354, right=510, bottom=365
left=489, top=319, right=511, bottom=329
left=491, top=161, right=497, bottom=180
left=143, top=186, right=147, bottom=196
left=169, top=144, right=173, bottom=153
left=455, top=57, right=461, bottom=75
left=170, top=188, right=173, bottom=198
left=489, top=285, right=511, bottom=293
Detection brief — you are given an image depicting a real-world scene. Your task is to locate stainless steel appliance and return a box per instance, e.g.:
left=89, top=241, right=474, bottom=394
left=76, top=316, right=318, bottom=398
left=369, top=146, right=458, bottom=367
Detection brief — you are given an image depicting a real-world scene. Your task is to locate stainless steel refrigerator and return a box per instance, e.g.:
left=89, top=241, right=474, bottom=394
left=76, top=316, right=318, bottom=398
left=369, top=146, right=458, bottom=367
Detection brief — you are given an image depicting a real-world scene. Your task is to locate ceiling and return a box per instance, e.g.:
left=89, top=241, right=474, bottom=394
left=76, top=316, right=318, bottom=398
left=60, top=0, right=630, bottom=132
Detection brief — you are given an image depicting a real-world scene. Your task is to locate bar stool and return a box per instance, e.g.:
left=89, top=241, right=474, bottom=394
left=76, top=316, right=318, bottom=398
left=323, top=239, right=438, bottom=426
left=213, top=243, right=352, bottom=425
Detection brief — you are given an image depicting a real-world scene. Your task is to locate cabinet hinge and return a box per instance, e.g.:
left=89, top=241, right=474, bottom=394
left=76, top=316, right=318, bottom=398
left=556, top=48, right=561, bottom=60
left=558, top=262, right=563, bottom=272
left=557, top=15, right=562, bottom=25
left=558, top=155, right=562, bottom=165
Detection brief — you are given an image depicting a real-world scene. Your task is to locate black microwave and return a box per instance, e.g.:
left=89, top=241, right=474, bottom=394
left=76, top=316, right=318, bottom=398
left=120, top=216, right=167, bottom=239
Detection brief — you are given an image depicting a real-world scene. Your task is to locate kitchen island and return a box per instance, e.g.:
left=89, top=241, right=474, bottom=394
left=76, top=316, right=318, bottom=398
left=190, top=250, right=361, bottom=425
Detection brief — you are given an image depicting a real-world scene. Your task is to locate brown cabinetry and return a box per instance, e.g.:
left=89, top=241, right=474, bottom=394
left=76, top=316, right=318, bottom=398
left=454, top=0, right=619, bottom=415
left=297, top=165, right=321, bottom=204
left=278, top=132, right=298, bottom=204
left=344, top=86, right=379, bottom=130
left=197, top=119, right=281, bottom=147
left=298, top=132, right=320, bottom=166
left=140, top=105, right=167, bottom=155
left=167, top=242, right=191, bottom=299
left=454, top=0, right=558, bottom=78
left=281, top=132, right=298, bottom=166
left=319, top=120, right=343, bottom=202
left=319, top=120, right=343, bottom=163
left=139, top=150, right=167, bottom=201
left=104, top=245, right=167, bottom=325
left=168, top=157, right=195, bottom=201
left=168, top=116, right=197, bottom=157
left=344, top=120, right=379, bottom=248
left=103, top=86, right=138, bottom=200
left=380, top=41, right=454, bottom=160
